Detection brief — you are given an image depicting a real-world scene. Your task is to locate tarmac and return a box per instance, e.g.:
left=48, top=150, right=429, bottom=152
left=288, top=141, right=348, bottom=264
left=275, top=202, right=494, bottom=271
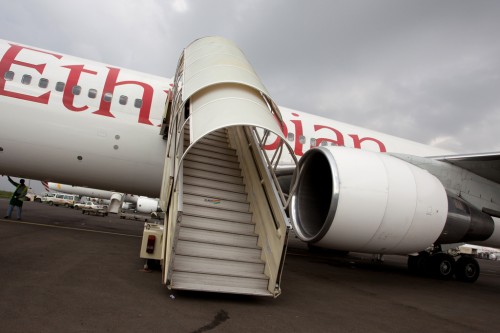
left=1, top=198, right=500, bottom=333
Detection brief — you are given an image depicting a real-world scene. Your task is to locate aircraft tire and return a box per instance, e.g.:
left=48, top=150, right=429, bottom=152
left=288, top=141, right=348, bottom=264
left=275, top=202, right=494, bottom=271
left=455, top=256, right=480, bottom=283
left=407, top=252, right=429, bottom=276
left=407, top=255, right=419, bottom=274
left=429, top=253, right=455, bottom=280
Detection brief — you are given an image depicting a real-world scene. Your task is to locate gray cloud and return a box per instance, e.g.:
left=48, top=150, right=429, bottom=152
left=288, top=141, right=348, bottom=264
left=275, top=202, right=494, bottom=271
left=1, top=0, right=499, bottom=154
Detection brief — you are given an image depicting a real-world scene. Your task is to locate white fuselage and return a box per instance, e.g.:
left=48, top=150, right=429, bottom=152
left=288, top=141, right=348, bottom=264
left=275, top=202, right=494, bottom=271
left=0, top=39, right=450, bottom=197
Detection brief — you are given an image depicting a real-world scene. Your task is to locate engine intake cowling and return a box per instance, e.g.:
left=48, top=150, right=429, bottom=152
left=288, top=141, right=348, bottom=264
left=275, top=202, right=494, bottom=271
left=290, top=147, right=448, bottom=254
left=136, top=197, right=160, bottom=214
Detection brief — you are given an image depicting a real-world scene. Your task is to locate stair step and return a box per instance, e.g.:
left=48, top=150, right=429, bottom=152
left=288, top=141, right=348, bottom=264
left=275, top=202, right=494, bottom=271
left=184, top=204, right=252, bottom=224
left=184, top=159, right=242, bottom=177
left=206, top=128, right=228, bottom=138
left=184, top=153, right=240, bottom=170
left=184, top=135, right=229, bottom=148
left=182, top=214, right=256, bottom=234
left=184, top=167, right=243, bottom=185
left=183, top=193, right=249, bottom=213
left=179, top=226, right=257, bottom=247
left=184, top=176, right=245, bottom=193
left=173, top=255, right=265, bottom=279
left=176, top=240, right=262, bottom=263
left=187, top=147, right=239, bottom=163
left=184, top=184, right=248, bottom=203
left=189, top=141, right=237, bottom=156
left=170, top=271, right=271, bottom=296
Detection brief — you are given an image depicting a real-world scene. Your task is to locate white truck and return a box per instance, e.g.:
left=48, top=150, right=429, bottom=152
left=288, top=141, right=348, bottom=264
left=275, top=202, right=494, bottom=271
left=75, top=201, right=108, bottom=216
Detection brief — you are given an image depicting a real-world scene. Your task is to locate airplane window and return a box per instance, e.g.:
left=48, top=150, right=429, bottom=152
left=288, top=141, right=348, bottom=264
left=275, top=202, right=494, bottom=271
left=21, top=74, right=32, bottom=85
left=38, top=78, right=49, bottom=88
left=287, top=133, right=294, bottom=141
left=55, top=82, right=65, bottom=92
left=310, top=138, right=317, bottom=147
left=119, top=95, right=128, bottom=105
left=88, top=89, right=97, bottom=98
left=4, top=71, right=14, bottom=81
left=134, top=98, right=143, bottom=108
left=103, top=92, right=113, bottom=102
left=299, top=135, right=306, bottom=144
left=72, top=85, right=82, bottom=95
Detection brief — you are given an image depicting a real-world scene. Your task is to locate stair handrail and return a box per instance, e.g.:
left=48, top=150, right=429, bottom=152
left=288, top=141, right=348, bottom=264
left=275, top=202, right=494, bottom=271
left=161, top=51, right=188, bottom=286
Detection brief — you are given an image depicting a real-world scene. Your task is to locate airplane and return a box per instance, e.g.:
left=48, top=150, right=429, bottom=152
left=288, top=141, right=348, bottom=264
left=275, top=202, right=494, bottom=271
left=1, top=36, right=499, bottom=296
left=47, top=181, right=160, bottom=213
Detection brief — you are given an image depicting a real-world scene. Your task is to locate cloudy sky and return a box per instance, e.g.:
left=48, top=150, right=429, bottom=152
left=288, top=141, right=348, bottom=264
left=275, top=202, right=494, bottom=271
left=1, top=0, right=500, bottom=191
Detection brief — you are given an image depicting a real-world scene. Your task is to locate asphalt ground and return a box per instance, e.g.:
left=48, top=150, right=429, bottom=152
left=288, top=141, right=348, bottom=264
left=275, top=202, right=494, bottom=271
left=1, top=198, right=500, bottom=333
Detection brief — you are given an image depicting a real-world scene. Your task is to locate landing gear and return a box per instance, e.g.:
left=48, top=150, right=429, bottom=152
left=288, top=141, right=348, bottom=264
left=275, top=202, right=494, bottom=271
left=455, top=256, right=480, bottom=283
left=428, top=253, right=455, bottom=280
left=407, top=252, right=429, bottom=275
left=407, top=250, right=480, bottom=283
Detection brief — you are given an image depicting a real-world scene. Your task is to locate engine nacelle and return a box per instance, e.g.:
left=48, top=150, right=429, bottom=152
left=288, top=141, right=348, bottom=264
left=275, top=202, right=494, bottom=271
left=436, top=194, right=494, bottom=244
left=136, top=196, right=160, bottom=214
left=290, top=147, right=448, bottom=254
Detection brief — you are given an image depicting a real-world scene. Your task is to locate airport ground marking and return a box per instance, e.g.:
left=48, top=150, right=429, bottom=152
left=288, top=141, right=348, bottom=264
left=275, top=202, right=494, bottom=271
left=0, top=218, right=142, bottom=238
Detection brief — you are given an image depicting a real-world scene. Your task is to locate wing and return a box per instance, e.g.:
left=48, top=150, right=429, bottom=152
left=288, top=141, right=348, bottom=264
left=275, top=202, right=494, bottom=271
left=433, top=152, right=500, bottom=184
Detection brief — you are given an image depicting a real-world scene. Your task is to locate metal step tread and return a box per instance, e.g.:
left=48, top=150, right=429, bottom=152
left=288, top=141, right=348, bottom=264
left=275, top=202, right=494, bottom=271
left=182, top=213, right=256, bottom=234
left=184, top=153, right=240, bottom=170
left=178, top=226, right=258, bottom=248
left=176, top=240, right=263, bottom=263
left=184, top=133, right=228, bottom=145
left=184, top=136, right=230, bottom=149
left=184, top=167, right=243, bottom=185
left=187, top=147, right=239, bottom=163
left=183, top=193, right=249, bottom=213
left=183, top=184, right=248, bottom=203
left=170, top=271, right=271, bottom=296
left=205, top=129, right=228, bottom=138
left=182, top=214, right=255, bottom=234
left=184, top=176, right=246, bottom=194
left=184, top=203, right=252, bottom=224
left=189, top=141, right=237, bottom=157
left=184, top=159, right=242, bottom=177
left=173, top=255, right=266, bottom=279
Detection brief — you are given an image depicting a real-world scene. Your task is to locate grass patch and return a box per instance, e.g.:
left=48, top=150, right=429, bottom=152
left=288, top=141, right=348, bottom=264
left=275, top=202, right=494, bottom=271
left=0, top=191, right=13, bottom=199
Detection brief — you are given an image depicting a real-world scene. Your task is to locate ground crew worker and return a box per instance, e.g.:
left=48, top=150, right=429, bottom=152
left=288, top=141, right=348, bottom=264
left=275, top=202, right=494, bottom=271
left=4, top=176, right=28, bottom=220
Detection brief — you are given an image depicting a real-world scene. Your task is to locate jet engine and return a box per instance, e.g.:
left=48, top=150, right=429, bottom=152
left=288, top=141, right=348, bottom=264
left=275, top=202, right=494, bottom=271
left=136, top=196, right=160, bottom=214
left=290, top=147, right=450, bottom=254
left=290, top=147, right=497, bottom=254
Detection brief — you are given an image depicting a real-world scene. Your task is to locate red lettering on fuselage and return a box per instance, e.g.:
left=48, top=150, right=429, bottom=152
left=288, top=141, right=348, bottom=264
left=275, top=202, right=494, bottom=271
left=62, top=65, right=97, bottom=112
left=349, top=134, right=387, bottom=152
left=0, top=42, right=388, bottom=151
left=0, top=44, right=62, bottom=103
left=265, top=112, right=387, bottom=156
left=290, top=113, right=305, bottom=156
left=262, top=114, right=289, bottom=151
left=93, top=67, right=155, bottom=125
left=0, top=43, right=164, bottom=126
left=314, top=124, right=345, bottom=147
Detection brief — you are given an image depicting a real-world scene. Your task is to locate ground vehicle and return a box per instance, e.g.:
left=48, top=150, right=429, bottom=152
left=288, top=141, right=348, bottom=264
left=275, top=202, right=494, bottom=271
left=40, top=192, right=55, bottom=203
left=74, top=201, right=105, bottom=210
left=75, top=201, right=108, bottom=216
left=44, top=193, right=78, bottom=207
left=24, top=190, right=36, bottom=201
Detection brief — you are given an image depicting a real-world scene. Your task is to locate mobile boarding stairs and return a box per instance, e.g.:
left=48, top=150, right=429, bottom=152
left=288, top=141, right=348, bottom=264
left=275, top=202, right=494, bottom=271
left=146, top=37, right=297, bottom=297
